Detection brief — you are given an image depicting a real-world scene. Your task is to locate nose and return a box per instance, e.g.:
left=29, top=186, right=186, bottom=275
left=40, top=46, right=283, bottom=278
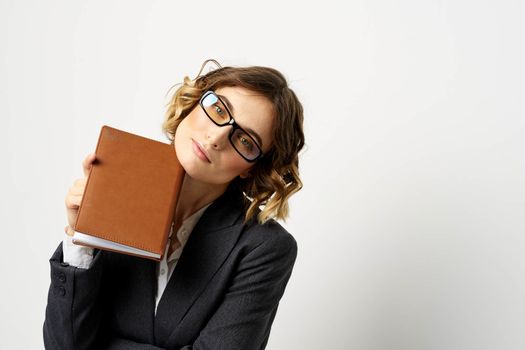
left=206, top=124, right=231, bottom=150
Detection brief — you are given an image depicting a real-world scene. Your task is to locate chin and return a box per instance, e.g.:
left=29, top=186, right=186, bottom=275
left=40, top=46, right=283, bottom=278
left=181, top=162, right=236, bottom=188
left=176, top=151, right=202, bottom=180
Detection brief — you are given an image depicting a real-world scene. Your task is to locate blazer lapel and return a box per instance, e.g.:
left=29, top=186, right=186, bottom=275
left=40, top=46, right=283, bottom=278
left=154, top=187, right=246, bottom=346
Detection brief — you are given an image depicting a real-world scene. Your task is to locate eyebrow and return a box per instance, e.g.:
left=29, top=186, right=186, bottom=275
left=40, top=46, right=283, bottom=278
left=218, top=94, right=235, bottom=115
left=243, top=126, right=264, bottom=149
left=218, top=94, right=264, bottom=148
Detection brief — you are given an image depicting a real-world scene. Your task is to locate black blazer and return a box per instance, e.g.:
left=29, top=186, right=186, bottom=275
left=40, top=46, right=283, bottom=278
left=43, top=187, right=297, bottom=350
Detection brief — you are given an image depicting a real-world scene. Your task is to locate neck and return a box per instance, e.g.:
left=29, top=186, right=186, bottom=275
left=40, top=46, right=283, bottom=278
left=174, top=174, right=229, bottom=227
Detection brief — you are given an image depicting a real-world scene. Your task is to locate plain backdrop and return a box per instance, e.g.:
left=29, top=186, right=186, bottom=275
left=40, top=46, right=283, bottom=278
left=1, top=0, right=524, bottom=349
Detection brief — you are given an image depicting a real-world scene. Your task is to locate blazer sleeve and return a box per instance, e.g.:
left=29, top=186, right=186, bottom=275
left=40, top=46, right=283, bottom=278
left=188, top=230, right=298, bottom=350
left=43, top=242, right=106, bottom=350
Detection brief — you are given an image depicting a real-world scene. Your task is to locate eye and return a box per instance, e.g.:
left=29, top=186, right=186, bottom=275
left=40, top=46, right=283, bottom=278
left=238, top=135, right=254, bottom=151
left=214, top=105, right=225, bottom=116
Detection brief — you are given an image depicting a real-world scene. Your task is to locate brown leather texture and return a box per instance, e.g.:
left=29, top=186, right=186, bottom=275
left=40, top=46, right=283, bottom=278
left=74, top=125, right=184, bottom=260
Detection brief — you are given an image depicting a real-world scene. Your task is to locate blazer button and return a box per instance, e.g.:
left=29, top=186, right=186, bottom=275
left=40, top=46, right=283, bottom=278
left=58, top=273, right=66, bottom=283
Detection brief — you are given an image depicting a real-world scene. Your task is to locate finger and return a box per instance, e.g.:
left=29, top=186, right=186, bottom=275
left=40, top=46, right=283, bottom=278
left=69, top=186, right=84, bottom=196
left=72, top=177, right=87, bottom=189
left=64, top=196, right=80, bottom=209
left=65, top=194, right=83, bottom=209
left=68, top=179, right=87, bottom=196
left=82, top=152, right=96, bottom=177
left=73, top=177, right=87, bottom=185
left=64, top=225, right=74, bottom=236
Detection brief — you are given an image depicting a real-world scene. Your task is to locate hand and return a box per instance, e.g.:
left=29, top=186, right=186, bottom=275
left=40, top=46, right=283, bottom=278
left=64, top=152, right=97, bottom=236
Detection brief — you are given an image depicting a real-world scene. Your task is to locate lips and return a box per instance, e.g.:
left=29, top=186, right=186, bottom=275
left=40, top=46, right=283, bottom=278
left=191, top=139, right=211, bottom=163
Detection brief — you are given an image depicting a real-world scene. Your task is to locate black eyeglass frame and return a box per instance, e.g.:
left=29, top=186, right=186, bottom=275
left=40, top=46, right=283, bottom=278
left=199, top=90, right=264, bottom=163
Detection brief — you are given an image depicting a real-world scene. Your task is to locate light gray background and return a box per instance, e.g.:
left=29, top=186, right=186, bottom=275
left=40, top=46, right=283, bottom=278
left=1, top=0, right=524, bottom=349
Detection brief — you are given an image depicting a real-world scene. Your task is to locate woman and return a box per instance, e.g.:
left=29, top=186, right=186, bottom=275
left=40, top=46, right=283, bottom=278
left=44, top=60, right=305, bottom=349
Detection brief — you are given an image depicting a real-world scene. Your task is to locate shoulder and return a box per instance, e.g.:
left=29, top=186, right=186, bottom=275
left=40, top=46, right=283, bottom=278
left=238, top=218, right=298, bottom=262
left=208, top=186, right=297, bottom=262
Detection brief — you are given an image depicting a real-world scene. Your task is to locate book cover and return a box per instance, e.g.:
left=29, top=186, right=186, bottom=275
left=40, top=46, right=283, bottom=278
left=72, top=125, right=185, bottom=261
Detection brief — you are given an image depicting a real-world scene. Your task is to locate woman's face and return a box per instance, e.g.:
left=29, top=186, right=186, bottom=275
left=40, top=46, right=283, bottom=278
left=174, top=86, right=275, bottom=187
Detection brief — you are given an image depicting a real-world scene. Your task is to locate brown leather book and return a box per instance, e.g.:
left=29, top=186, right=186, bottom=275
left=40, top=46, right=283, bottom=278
left=72, top=125, right=185, bottom=261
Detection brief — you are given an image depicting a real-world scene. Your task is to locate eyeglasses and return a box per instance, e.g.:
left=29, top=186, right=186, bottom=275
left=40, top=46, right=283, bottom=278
left=199, top=90, right=263, bottom=162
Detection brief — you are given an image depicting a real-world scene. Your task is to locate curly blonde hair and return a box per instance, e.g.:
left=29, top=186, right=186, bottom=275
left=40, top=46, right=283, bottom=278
left=162, top=60, right=305, bottom=224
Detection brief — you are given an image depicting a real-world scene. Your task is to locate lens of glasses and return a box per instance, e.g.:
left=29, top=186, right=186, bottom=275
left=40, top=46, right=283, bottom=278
left=230, top=128, right=260, bottom=161
left=201, top=92, right=230, bottom=125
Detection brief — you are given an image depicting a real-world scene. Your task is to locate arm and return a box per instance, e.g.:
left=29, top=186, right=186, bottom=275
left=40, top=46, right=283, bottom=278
left=44, top=242, right=169, bottom=350
left=189, top=232, right=298, bottom=350
left=43, top=242, right=105, bottom=350
left=45, top=153, right=167, bottom=349
left=44, top=152, right=108, bottom=348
